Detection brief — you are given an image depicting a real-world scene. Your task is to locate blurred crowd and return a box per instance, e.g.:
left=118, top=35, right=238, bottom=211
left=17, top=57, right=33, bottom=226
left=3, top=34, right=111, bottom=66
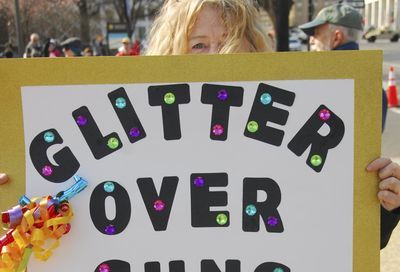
left=0, top=33, right=141, bottom=58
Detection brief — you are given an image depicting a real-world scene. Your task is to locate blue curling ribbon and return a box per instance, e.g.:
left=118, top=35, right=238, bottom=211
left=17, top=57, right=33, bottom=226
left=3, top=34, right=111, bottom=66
left=56, top=175, right=88, bottom=202
left=18, top=195, right=31, bottom=206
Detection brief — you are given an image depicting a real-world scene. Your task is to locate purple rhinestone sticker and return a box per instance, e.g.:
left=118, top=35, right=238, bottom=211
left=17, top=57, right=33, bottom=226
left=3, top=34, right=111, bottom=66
left=217, top=89, right=228, bottom=101
left=42, top=165, right=53, bottom=176
left=104, top=224, right=116, bottom=235
left=194, top=176, right=205, bottom=187
left=267, top=216, right=278, bottom=226
left=76, top=115, right=87, bottom=126
left=129, top=127, right=140, bottom=138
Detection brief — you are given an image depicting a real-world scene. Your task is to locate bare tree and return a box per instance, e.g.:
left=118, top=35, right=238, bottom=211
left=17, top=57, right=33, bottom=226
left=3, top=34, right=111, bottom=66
left=259, top=0, right=294, bottom=51
left=0, top=0, right=11, bottom=45
left=76, top=0, right=91, bottom=45
left=112, top=0, right=144, bottom=40
left=1, top=0, right=81, bottom=48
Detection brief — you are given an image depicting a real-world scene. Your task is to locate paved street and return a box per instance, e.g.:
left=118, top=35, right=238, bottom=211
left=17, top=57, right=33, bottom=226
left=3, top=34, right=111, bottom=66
left=358, top=39, right=400, bottom=271
left=360, top=40, right=400, bottom=88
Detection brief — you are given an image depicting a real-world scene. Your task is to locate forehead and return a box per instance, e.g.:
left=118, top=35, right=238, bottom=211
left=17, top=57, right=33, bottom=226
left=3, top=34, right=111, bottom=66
left=191, top=5, right=225, bottom=33
left=314, top=23, right=330, bottom=36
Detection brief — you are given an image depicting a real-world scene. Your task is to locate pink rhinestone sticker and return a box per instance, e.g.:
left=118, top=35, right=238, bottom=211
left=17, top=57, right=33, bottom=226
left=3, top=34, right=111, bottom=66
left=319, top=109, right=331, bottom=121
left=153, top=200, right=165, bottom=211
left=212, top=124, right=224, bottom=136
left=98, top=263, right=110, bottom=272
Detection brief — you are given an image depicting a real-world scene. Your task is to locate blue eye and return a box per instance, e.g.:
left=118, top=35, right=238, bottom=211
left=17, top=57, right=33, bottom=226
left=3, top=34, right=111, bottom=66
left=192, top=43, right=206, bottom=49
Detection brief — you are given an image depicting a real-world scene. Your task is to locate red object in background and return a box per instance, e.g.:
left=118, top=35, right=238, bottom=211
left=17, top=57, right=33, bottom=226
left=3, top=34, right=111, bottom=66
left=387, top=66, right=399, bottom=107
left=116, top=40, right=140, bottom=56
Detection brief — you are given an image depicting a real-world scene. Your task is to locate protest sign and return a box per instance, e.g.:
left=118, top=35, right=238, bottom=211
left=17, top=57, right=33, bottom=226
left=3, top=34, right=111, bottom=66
left=0, top=51, right=382, bottom=271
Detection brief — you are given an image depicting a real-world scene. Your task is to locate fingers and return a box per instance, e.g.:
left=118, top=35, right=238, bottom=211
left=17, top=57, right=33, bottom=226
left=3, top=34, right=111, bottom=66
left=0, top=173, right=8, bottom=185
left=378, top=190, right=400, bottom=211
left=370, top=157, right=400, bottom=211
left=379, top=177, right=400, bottom=194
left=367, top=157, right=392, bottom=172
left=367, top=157, right=400, bottom=180
left=378, top=161, right=400, bottom=180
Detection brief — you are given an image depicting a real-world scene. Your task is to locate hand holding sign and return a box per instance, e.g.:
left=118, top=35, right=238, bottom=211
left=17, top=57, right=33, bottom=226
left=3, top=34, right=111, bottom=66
left=368, top=157, right=400, bottom=211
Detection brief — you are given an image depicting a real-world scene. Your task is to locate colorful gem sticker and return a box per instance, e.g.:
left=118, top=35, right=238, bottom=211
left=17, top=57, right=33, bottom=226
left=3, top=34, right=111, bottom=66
left=115, top=97, right=127, bottom=109
left=98, top=263, right=110, bottom=272
left=193, top=176, right=205, bottom=187
left=107, top=137, right=119, bottom=149
left=76, top=115, right=87, bottom=126
left=310, top=155, right=323, bottom=166
left=103, top=181, right=115, bottom=193
left=129, top=127, right=140, bottom=138
left=43, top=131, right=55, bottom=143
left=42, top=165, right=53, bottom=176
left=319, top=108, right=331, bottom=121
left=217, top=89, right=228, bottom=101
left=164, top=92, right=176, bottom=105
left=267, top=216, right=278, bottom=227
left=245, top=204, right=257, bottom=216
left=260, top=93, right=272, bottom=105
left=153, top=200, right=166, bottom=212
left=212, top=124, right=224, bottom=136
left=216, top=214, right=228, bottom=225
left=104, top=224, right=116, bottom=235
left=247, top=121, right=259, bottom=133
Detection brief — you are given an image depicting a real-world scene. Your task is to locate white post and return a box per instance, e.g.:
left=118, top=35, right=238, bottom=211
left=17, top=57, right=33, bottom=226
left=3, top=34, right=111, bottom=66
left=381, top=0, right=387, bottom=28
left=378, top=0, right=383, bottom=30
left=364, top=3, right=370, bottom=27
left=395, top=0, right=400, bottom=30
left=371, top=1, right=377, bottom=26
left=386, top=0, right=392, bottom=28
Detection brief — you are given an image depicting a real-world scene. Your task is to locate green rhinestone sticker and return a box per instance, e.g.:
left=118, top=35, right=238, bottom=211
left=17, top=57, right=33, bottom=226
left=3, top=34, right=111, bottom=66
left=107, top=137, right=119, bottom=149
left=310, top=155, right=322, bottom=166
left=216, top=213, right=228, bottom=225
left=164, top=92, right=176, bottom=104
left=247, top=121, right=259, bottom=133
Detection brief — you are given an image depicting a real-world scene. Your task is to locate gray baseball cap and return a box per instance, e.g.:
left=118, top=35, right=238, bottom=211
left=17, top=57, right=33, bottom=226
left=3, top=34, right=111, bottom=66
left=299, top=3, right=364, bottom=36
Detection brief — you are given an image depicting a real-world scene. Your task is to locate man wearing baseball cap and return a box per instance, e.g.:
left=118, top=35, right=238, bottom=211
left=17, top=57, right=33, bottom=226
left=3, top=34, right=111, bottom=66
left=299, top=3, right=364, bottom=51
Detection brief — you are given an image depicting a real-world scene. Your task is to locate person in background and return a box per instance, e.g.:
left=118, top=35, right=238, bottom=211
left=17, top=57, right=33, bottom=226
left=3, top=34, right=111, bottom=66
left=1, top=43, right=14, bottom=58
left=83, top=47, right=94, bottom=57
left=61, top=37, right=82, bottom=57
left=299, top=2, right=398, bottom=249
left=299, top=2, right=388, bottom=131
left=92, top=34, right=107, bottom=56
left=116, top=37, right=140, bottom=56
left=43, top=38, right=61, bottom=58
left=24, top=33, right=42, bottom=58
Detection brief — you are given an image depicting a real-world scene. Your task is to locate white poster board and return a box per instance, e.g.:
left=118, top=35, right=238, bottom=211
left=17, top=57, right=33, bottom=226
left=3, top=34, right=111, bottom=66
left=21, top=79, right=354, bottom=272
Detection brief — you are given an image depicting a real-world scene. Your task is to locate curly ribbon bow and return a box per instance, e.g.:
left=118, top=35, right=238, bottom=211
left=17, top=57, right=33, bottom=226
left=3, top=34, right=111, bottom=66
left=0, top=176, right=88, bottom=272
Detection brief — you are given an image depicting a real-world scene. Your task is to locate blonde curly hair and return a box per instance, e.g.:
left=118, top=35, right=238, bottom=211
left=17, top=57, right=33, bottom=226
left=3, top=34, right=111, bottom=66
left=146, top=0, right=272, bottom=55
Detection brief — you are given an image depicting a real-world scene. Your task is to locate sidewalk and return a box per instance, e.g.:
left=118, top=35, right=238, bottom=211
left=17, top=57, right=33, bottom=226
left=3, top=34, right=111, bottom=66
left=381, top=109, right=400, bottom=271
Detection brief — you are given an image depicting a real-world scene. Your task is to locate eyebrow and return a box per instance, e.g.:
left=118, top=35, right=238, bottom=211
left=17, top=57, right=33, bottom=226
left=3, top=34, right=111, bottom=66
left=189, top=35, right=208, bottom=40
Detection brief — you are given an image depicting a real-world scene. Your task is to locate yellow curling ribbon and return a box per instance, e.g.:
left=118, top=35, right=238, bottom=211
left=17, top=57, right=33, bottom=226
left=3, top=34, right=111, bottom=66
left=0, top=197, right=74, bottom=271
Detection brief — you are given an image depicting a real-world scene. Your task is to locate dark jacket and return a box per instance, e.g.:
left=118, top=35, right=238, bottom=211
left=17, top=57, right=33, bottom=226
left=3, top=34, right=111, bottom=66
left=334, top=41, right=397, bottom=249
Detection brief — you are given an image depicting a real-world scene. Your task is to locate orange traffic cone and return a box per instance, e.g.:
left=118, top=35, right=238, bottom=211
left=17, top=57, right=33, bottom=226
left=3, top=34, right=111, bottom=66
left=387, top=66, right=399, bottom=107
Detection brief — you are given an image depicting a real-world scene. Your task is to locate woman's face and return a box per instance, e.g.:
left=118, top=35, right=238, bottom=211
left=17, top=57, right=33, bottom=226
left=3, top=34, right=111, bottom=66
left=188, top=5, right=249, bottom=54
